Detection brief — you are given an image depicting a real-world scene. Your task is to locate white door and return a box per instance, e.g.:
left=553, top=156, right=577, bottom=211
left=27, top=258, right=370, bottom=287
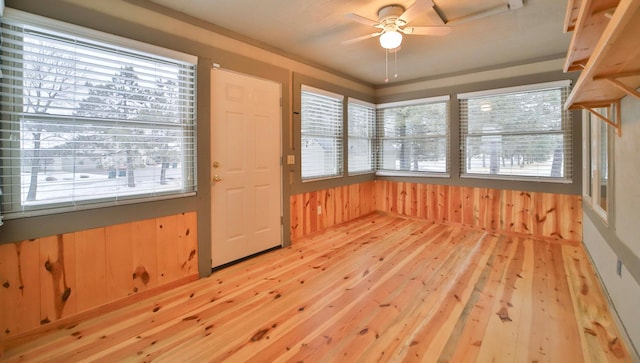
left=211, top=69, right=282, bottom=267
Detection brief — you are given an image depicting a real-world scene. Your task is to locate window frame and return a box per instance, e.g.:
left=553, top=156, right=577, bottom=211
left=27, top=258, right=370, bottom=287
left=458, top=80, right=573, bottom=183
left=0, top=9, right=198, bottom=220
left=583, top=107, right=613, bottom=223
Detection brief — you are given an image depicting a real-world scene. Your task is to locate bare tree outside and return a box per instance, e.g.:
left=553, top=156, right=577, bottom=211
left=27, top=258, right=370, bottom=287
left=22, top=37, right=78, bottom=201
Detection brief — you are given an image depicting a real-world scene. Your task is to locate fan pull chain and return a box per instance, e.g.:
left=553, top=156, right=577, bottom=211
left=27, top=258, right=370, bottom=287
left=384, top=48, right=389, bottom=83
left=394, top=49, right=398, bottom=78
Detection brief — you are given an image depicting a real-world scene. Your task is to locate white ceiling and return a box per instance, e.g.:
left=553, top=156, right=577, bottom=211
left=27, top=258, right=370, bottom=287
left=145, top=0, right=571, bottom=86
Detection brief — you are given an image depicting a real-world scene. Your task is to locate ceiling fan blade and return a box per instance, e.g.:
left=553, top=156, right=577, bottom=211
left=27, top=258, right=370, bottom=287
left=345, top=13, right=380, bottom=27
left=399, top=0, right=434, bottom=24
left=341, top=32, right=382, bottom=45
left=404, top=26, right=451, bottom=36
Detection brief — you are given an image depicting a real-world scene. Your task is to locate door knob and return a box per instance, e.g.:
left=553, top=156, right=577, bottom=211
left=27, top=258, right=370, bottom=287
left=213, top=175, right=223, bottom=182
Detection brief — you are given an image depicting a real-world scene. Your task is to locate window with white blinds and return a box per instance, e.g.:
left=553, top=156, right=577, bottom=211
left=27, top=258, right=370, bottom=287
left=377, top=97, right=449, bottom=174
left=459, top=81, right=572, bottom=181
left=347, top=98, right=375, bottom=175
left=0, top=14, right=197, bottom=218
left=301, top=85, right=343, bottom=180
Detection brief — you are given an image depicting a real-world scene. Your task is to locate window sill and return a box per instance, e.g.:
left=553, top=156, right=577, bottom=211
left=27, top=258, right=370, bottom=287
left=376, top=171, right=450, bottom=178
left=460, top=174, right=573, bottom=184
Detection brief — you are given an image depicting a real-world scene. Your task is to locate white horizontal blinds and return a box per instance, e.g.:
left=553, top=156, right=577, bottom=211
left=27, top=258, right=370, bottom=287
left=0, top=19, right=197, bottom=217
left=377, top=98, right=449, bottom=173
left=347, top=99, right=375, bottom=175
left=301, top=85, right=343, bottom=180
left=459, top=82, right=572, bottom=180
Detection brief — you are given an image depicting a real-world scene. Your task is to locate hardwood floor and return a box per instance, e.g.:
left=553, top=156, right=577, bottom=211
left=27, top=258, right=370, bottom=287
left=0, top=214, right=631, bottom=362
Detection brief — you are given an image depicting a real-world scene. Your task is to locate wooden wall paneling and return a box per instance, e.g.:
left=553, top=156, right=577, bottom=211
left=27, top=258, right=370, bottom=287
left=289, top=194, right=304, bottom=241
left=449, top=184, right=462, bottom=225
left=39, top=234, right=76, bottom=327
left=132, top=218, right=158, bottom=293
left=488, top=188, right=501, bottom=231
left=557, top=194, right=582, bottom=241
left=307, top=191, right=318, bottom=235
left=360, top=181, right=378, bottom=215
left=501, top=189, right=516, bottom=234
left=545, top=192, right=561, bottom=239
left=334, top=186, right=345, bottom=225
left=319, top=188, right=334, bottom=231
left=156, top=215, right=181, bottom=285
left=177, top=212, right=198, bottom=276
left=388, top=181, right=398, bottom=215
left=461, top=186, right=476, bottom=227
left=374, top=180, right=385, bottom=213
left=74, top=228, right=107, bottom=313
left=105, top=223, right=135, bottom=302
left=513, top=191, right=533, bottom=237
left=290, top=181, right=582, bottom=242
left=532, top=191, right=546, bottom=238
left=476, top=188, right=489, bottom=230
left=348, top=183, right=360, bottom=220
left=0, top=240, right=40, bottom=337
left=422, top=183, right=433, bottom=220
left=412, top=182, right=420, bottom=217
left=387, top=180, right=396, bottom=215
left=437, top=184, right=449, bottom=224
left=414, top=183, right=425, bottom=219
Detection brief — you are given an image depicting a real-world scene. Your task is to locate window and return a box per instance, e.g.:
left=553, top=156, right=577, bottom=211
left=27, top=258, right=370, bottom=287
left=377, top=97, right=449, bottom=174
left=300, top=85, right=343, bottom=180
left=347, top=98, right=375, bottom=175
left=583, top=107, right=612, bottom=221
left=0, top=13, right=197, bottom=218
left=459, top=81, right=572, bottom=180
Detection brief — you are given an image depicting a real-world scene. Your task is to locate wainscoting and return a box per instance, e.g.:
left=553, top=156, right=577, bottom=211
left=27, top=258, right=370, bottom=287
left=289, top=181, right=377, bottom=240
left=0, top=212, right=198, bottom=338
left=290, top=181, right=582, bottom=242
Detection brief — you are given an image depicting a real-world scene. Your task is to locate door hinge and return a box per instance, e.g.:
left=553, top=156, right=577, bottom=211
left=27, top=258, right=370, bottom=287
left=281, top=216, right=284, bottom=225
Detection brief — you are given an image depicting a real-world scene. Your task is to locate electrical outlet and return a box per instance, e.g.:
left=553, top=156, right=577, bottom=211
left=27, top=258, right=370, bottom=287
left=616, top=259, right=622, bottom=277
left=317, top=205, right=322, bottom=215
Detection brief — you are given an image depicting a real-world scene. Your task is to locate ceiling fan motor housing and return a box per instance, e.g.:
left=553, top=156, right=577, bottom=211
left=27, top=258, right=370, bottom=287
left=378, top=5, right=406, bottom=27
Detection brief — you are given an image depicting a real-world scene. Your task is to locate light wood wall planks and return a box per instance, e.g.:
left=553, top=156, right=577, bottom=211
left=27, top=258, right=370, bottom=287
left=290, top=181, right=582, bottom=242
left=375, top=181, right=582, bottom=241
left=290, top=181, right=377, bottom=240
left=0, top=212, right=198, bottom=338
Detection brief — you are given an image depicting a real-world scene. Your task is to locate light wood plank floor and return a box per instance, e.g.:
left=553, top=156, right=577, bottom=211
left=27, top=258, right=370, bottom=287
left=0, top=214, right=632, bottom=362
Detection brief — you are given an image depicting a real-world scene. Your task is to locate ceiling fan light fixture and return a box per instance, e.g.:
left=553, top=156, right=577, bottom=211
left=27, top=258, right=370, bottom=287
left=379, top=30, right=402, bottom=49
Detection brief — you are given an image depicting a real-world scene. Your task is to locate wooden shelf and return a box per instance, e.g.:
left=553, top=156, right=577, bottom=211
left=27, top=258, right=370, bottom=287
left=564, top=0, right=620, bottom=72
left=563, top=0, right=583, bottom=33
left=565, top=0, right=640, bottom=112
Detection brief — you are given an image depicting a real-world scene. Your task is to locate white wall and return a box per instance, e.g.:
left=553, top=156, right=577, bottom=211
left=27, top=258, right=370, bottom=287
left=615, top=96, right=640, bottom=258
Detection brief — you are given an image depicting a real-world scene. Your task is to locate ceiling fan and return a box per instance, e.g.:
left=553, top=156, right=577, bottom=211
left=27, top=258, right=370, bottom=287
left=343, top=0, right=450, bottom=49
